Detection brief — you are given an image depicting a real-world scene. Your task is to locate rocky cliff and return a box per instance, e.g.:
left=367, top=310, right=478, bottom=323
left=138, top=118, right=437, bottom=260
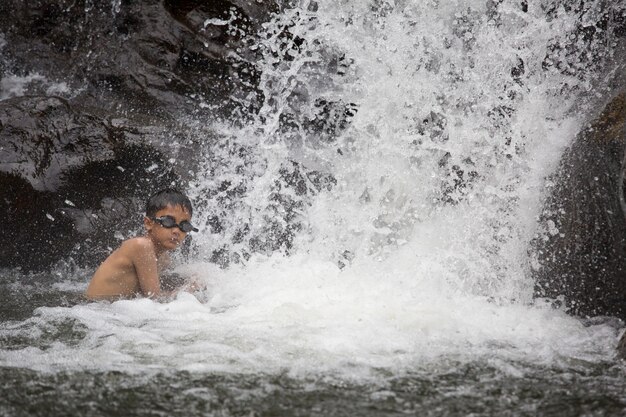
left=533, top=93, right=626, bottom=320
left=0, top=0, right=277, bottom=269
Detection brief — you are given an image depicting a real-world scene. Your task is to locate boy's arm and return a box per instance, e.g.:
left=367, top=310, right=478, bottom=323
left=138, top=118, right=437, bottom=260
left=132, top=240, right=163, bottom=298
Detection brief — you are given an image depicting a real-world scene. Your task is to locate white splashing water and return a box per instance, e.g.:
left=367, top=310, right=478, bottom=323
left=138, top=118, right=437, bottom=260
left=2, top=0, right=623, bottom=376
left=190, top=0, right=595, bottom=301
left=0, top=73, right=74, bottom=99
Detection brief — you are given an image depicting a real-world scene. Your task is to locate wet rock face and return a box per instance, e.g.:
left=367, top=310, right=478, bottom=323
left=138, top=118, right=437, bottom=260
left=618, top=331, right=626, bottom=360
left=1, top=96, right=112, bottom=191
left=0, top=96, right=180, bottom=270
left=0, top=0, right=279, bottom=270
left=0, top=172, right=70, bottom=270
left=533, top=93, right=626, bottom=320
left=0, top=0, right=276, bottom=120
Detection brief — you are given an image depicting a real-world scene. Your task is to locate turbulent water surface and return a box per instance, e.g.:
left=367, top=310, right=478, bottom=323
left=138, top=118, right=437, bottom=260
left=3, top=0, right=626, bottom=415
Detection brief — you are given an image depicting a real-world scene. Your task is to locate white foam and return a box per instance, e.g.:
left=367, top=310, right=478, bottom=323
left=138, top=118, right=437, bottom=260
left=0, top=255, right=619, bottom=377
left=0, top=73, right=72, bottom=100
left=0, top=73, right=46, bottom=100
left=46, top=81, right=70, bottom=96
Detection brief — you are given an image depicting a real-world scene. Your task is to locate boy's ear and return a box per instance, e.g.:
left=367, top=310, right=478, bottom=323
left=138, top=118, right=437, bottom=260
left=144, top=216, right=153, bottom=231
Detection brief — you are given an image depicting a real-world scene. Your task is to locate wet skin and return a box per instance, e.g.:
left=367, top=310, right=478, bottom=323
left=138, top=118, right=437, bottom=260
left=85, top=204, right=192, bottom=300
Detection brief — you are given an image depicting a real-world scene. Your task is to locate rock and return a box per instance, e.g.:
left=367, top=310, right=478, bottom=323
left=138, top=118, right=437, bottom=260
left=532, top=92, right=626, bottom=320
left=0, top=0, right=280, bottom=270
left=618, top=330, right=626, bottom=360
left=0, top=0, right=277, bottom=120
left=0, top=96, right=181, bottom=270
left=0, top=172, right=72, bottom=270
left=0, top=96, right=113, bottom=191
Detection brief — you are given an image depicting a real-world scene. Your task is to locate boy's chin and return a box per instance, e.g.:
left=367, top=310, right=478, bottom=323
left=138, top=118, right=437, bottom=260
left=161, top=239, right=181, bottom=249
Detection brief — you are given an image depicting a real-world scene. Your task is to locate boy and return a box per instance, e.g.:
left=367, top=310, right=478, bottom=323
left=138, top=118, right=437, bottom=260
left=85, top=188, right=199, bottom=300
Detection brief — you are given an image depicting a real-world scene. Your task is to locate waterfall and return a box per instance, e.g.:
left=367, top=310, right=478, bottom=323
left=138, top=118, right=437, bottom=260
left=188, top=0, right=614, bottom=303
left=1, top=0, right=624, bottom=384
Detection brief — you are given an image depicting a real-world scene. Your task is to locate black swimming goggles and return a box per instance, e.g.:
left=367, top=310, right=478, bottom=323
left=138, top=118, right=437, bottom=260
left=150, top=215, right=198, bottom=233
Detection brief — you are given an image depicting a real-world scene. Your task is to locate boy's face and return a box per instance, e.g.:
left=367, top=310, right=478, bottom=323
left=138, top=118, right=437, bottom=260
left=144, top=204, right=193, bottom=251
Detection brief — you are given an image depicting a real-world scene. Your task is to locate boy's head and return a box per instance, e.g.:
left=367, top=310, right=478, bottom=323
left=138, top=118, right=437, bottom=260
left=146, top=188, right=194, bottom=218
left=144, top=189, right=197, bottom=251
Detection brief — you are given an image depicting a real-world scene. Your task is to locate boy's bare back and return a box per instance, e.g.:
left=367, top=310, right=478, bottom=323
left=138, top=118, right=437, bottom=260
left=85, top=237, right=170, bottom=300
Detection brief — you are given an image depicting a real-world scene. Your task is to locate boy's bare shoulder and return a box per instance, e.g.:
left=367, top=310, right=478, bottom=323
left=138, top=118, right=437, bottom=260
left=119, top=237, right=156, bottom=257
left=122, top=236, right=153, bottom=248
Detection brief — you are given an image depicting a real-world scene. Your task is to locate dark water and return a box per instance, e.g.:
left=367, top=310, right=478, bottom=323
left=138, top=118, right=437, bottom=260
left=1, top=269, right=626, bottom=417
left=1, top=361, right=626, bottom=416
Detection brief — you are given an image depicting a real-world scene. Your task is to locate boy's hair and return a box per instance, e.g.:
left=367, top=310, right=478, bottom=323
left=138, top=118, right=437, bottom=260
left=146, top=188, right=194, bottom=217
